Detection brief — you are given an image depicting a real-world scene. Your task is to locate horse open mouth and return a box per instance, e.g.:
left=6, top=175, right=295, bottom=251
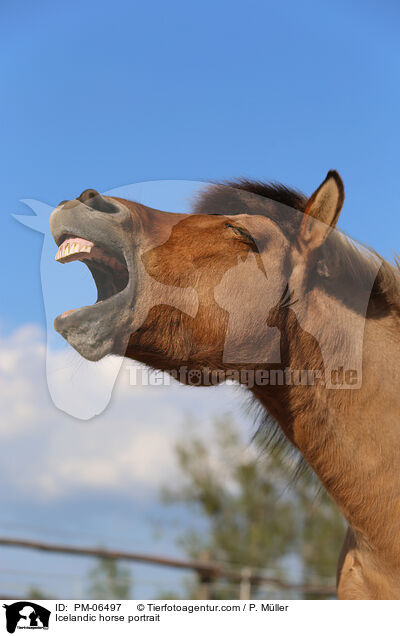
left=54, top=234, right=129, bottom=319
left=50, top=192, right=136, bottom=361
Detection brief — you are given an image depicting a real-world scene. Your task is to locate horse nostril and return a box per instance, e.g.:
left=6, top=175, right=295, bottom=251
left=77, top=188, right=118, bottom=214
left=78, top=189, right=100, bottom=204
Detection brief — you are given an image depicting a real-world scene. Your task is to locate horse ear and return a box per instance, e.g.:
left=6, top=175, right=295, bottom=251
left=298, top=170, right=344, bottom=252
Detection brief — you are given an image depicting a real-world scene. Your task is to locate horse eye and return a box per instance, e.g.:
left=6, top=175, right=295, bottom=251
left=225, top=223, right=255, bottom=244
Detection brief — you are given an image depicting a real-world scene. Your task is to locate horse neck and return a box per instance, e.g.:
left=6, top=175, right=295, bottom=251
left=254, top=291, right=400, bottom=559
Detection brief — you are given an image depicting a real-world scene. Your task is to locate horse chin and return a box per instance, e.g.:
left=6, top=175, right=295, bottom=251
left=53, top=282, right=134, bottom=361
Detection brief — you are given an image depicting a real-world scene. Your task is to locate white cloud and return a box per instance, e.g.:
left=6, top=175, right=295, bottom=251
left=0, top=324, right=245, bottom=502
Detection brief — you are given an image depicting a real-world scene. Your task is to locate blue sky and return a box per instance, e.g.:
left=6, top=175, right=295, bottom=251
left=1, top=0, right=400, bottom=598
left=3, top=0, right=400, bottom=330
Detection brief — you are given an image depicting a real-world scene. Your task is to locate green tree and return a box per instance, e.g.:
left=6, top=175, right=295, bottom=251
left=26, top=585, right=47, bottom=599
left=162, top=415, right=345, bottom=599
left=86, top=557, right=132, bottom=599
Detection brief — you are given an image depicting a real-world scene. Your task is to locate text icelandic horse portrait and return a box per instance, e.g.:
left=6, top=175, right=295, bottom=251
left=49, top=171, right=400, bottom=599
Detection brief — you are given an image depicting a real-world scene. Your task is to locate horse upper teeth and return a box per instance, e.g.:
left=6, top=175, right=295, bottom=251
left=55, top=239, right=94, bottom=262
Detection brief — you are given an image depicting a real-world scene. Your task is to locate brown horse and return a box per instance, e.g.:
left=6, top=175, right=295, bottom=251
left=49, top=172, right=400, bottom=599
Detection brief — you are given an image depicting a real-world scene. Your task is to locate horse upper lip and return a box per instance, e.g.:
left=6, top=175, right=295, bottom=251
left=50, top=201, right=129, bottom=267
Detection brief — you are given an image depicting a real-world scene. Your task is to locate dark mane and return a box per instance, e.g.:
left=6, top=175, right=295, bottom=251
left=194, top=179, right=306, bottom=238
left=223, top=178, right=307, bottom=212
